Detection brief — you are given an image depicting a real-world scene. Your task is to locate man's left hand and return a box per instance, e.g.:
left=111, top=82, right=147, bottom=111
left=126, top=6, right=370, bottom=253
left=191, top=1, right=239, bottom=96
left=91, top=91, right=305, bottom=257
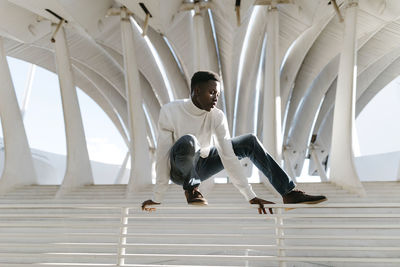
left=249, top=197, right=275, bottom=214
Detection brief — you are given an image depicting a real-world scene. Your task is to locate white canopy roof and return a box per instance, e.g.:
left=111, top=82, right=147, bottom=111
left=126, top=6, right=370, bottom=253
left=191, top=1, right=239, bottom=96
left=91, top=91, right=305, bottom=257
left=1, top=0, right=399, bottom=179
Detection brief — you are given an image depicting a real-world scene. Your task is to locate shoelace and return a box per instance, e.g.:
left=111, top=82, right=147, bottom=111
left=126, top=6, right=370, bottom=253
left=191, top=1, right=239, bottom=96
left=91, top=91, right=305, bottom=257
left=291, top=189, right=305, bottom=195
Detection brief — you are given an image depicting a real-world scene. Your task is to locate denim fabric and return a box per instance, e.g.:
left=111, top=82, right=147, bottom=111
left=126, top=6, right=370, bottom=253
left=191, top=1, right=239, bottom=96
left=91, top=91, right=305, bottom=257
left=169, top=133, right=295, bottom=195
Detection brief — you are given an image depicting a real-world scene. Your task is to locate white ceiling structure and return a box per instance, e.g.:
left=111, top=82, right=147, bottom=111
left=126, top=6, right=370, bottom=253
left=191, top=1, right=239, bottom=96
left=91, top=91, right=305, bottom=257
left=0, top=0, right=399, bottom=192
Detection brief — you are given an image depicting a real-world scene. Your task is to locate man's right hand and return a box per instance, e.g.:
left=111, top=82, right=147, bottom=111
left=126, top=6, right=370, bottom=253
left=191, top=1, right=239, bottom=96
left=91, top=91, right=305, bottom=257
left=141, top=199, right=160, bottom=212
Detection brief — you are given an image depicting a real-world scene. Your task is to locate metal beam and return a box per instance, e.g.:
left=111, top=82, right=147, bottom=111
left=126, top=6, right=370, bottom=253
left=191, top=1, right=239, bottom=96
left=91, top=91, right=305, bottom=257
left=53, top=24, right=94, bottom=194
left=262, top=4, right=282, bottom=164
left=0, top=37, right=37, bottom=193
left=329, top=0, right=365, bottom=196
left=120, top=8, right=152, bottom=192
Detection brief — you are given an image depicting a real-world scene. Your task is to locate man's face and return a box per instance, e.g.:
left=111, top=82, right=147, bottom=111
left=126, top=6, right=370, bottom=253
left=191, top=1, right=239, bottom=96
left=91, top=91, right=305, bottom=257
left=193, top=80, right=220, bottom=112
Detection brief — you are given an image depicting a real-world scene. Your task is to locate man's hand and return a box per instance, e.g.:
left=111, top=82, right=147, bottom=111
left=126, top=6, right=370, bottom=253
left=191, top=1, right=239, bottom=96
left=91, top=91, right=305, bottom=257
left=141, top=199, right=160, bottom=212
left=249, top=197, right=275, bottom=214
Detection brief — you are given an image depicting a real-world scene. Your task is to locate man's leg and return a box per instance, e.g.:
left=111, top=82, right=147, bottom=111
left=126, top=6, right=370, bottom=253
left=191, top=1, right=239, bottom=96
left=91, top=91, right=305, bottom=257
left=231, top=134, right=326, bottom=204
left=195, top=133, right=295, bottom=194
left=169, top=135, right=207, bottom=205
left=231, top=134, right=295, bottom=196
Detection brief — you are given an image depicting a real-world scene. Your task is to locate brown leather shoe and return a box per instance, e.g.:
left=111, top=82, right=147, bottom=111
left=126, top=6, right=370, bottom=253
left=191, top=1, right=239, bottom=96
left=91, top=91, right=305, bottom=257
left=283, top=189, right=327, bottom=204
left=185, top=188, right=208, bottom=205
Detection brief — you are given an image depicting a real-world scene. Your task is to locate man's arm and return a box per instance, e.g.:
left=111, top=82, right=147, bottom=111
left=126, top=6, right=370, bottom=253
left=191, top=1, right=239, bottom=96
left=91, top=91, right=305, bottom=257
left=213, top=110, right=256, bottom=201
left=142, top=107, right=174, bottom=209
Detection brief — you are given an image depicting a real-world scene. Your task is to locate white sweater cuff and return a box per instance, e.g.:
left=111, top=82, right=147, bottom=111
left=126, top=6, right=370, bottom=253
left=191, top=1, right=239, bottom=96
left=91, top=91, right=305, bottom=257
left=152, top=192, right=164, bottom=204
left=241, top=186, right=257, bottom=201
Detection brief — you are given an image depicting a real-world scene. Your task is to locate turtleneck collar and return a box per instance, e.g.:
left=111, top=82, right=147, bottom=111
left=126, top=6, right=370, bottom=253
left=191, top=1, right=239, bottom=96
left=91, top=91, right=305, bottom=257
left=184, top=98, right=208, bottom=116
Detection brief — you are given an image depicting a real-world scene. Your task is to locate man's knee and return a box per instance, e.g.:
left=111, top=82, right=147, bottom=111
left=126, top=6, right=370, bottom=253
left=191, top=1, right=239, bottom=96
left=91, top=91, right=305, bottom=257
left=173, top=134, right=199, bottom=155
left=243, top=133, right=258, bottom=147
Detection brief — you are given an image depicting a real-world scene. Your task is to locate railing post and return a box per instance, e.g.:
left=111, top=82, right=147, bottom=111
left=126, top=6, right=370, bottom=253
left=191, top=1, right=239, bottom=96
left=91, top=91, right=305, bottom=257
left=117, top=207, right=129, bottom=266
left=275, top=207, right=286, bottom=267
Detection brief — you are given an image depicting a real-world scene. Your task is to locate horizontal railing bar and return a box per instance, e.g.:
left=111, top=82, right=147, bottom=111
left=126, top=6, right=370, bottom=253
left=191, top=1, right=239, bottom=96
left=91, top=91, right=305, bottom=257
left=0, top=252, right=117, bottom=259
left=0, top=243, right=118, bottom=248
left=0, top=233, right=118, bottom=237
left=280, top=234, right=400, bottom=240
left=249, top=224, right=400, bottom=229
left=0, top=223, right=121, bottom=228
left=1, top=252, right=399, bottom=263
left=0, top=244, right=275, bottom=251
left=30, top=243, right=395, bottom=252
left=125, top=223, right=400, bottom=229
left=0, top=233, right=399, bottom=241
left=278, top=245, right=400, bottom=251
left=121, top=254, right=400, bottom=262
left=125, top=214, right=400, bottom=219
left=0, top=232, right=275, bottom=239
left=1, top=244, right=397, bottom=252
left=0, top=252, right=117, bottom=258
left=0, top=214, right=122, bottom=218
left=0, top=265, right=118, bottom=267
left=1, top=222, right=399, bottom=230
left=0, top=203, right=399, bottom=208
left=1, top=213, right=399, bottom=220
left=3, top=223, right=399, bottom=229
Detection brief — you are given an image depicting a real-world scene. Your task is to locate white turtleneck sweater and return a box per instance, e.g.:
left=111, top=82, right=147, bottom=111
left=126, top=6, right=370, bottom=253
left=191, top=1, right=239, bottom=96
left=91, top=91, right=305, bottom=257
left=152, top=98, right=256, bottom=203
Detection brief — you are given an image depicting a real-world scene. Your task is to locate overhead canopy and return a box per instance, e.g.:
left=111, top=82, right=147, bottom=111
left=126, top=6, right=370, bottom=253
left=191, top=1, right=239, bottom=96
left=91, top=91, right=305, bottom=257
left=1, top=0, right=399, bottom=180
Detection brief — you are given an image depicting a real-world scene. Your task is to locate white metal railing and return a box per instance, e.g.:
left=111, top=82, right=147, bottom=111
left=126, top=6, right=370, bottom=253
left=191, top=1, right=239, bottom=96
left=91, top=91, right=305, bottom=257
left=0, top=203, right=399, bottom=266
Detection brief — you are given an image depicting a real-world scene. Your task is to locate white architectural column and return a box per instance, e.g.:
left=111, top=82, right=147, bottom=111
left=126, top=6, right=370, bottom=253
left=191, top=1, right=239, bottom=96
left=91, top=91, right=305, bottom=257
left=120, top=9, right=152, bottom=192
left=329, top=0, right=365, bottom=196
left=193, top=5, right=208, bottom=72
left=53, top=25, right=94, bottom=193
left=263, top=5, right=282, bottom=164
left=0, top=37, right=37, bottom=194
left=397, top=160, right=400, bottom=181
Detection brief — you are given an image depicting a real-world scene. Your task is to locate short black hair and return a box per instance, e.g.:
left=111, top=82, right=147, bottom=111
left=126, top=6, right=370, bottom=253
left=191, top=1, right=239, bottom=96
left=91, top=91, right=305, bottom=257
left=190, top=71, right=220, bottom=92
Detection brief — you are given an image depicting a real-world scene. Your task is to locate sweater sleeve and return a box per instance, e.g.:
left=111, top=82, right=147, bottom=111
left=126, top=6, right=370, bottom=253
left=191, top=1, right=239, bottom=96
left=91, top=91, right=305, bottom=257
left=152, top=106, right=174, bottom=203
left=213, top=110, right=256, bottom=201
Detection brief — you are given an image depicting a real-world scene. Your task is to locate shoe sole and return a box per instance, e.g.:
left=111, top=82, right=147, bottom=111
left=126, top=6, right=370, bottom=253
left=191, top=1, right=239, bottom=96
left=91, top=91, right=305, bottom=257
left=188, top=201, right=208, bottom=206
left=285, top=198, right=327, bottom=211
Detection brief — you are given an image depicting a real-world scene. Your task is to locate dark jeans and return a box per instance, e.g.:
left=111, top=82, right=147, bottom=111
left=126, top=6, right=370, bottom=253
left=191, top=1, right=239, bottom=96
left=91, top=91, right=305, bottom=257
left=169, top=134, right=295, bottom=196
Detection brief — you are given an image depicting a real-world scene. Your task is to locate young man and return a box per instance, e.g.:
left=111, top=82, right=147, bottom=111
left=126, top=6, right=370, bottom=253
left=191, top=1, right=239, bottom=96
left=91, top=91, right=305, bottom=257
left=141, top=71, right=326, bottom=212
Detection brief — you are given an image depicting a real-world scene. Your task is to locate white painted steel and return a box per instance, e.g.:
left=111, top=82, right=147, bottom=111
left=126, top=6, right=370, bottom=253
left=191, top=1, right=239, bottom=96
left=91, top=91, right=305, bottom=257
left=114, top=151, right=130, bottom=184
left=329, top=0, right=365, bottom=196
left=53, top=25, right=94, bottom=193
left=1, top=0, right=399, bottom=188
left=120, top=9, right=152, bottom=191
left=263, top=6, right=282, bottom=165
left=310, top=146, right=328, bottom=182
left=0, top=37, right=37, bottom=194
left=20, top=63, right=35, bottom=119
left=0, top=183, right=399, bottom=266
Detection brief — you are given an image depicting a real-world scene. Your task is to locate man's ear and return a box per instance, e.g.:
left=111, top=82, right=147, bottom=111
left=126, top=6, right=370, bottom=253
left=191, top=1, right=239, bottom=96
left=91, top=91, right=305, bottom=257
left=193, top=86, right=200, bottom=96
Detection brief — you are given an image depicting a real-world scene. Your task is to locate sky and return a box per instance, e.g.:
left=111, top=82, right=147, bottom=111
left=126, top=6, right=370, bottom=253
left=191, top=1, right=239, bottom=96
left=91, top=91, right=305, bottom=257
left=1, top=56, right=399, bottom=170
left=355, top=77, right=400, bottom=155
left=2, top=56, right=127, bottom=165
